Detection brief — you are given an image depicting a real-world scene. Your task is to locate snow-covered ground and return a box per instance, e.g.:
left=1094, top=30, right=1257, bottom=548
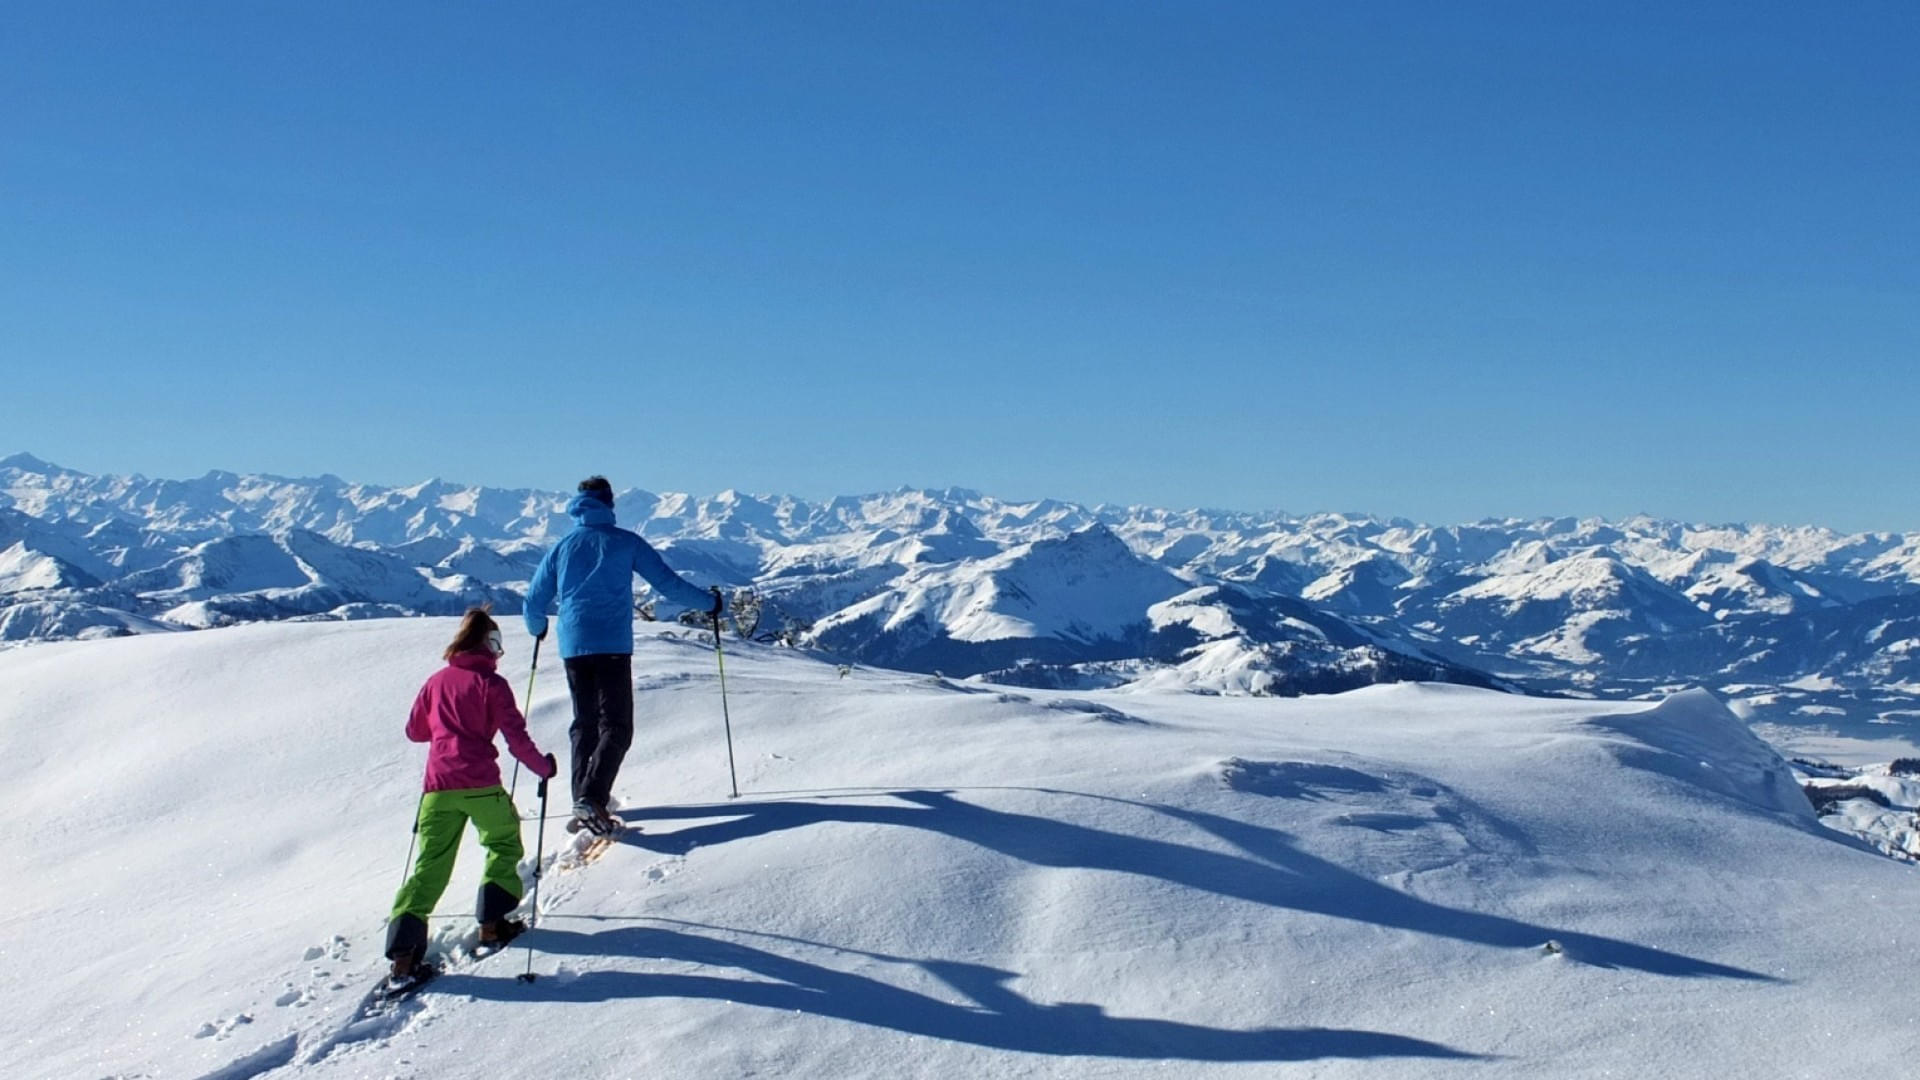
left=4, top=619, right=1917, bottom=1079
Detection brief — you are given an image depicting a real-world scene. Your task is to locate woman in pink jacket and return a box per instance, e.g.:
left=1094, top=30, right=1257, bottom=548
left=385, top=608, right=556, bottom=984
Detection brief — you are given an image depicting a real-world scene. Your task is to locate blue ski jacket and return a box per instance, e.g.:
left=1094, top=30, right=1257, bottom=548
left=523, top=493, right=712, bottom=659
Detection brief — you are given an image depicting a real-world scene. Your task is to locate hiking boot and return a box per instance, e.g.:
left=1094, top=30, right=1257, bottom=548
left=388, top=947, right=424, bottom=982
left=479, top=917, right=528, bottom=948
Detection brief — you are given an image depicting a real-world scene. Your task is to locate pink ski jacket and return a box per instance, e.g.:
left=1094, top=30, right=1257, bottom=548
left=407, top=651, right=554, bottom=793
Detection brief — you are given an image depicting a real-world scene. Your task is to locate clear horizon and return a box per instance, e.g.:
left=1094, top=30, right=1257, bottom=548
left=7, top=3, right=1915, bottom=532
left=6, top=446, right=1913, bottom=535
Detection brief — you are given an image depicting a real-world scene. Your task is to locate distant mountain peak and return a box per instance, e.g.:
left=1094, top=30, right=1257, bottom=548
left=3, top=458, right=1919, bottom=728
left=1, top=452, right=60, bottom=473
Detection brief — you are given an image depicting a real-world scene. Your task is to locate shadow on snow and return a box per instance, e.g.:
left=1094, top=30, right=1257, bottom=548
left=440, top=922, right=1480, bottom=1064
left=437, top=788, right=1776, bottom=1063
left=617, top=790, right=1775, bottom=982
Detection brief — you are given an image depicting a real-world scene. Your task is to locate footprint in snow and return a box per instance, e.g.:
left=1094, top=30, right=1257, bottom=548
left=644, top=855, right=687, bottom=884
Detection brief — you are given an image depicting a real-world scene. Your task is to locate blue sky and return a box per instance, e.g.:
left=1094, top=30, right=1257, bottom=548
left=4, top=2, right=1915, bottom=530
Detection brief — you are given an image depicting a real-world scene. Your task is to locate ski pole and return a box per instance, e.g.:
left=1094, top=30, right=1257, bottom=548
left=510, top=634, right=544, bottom=800
left=713, top=610, right=740, bottom=799
left=395, top=790, right=426, bottom=891
left=519, top=769, right=549, bottom=984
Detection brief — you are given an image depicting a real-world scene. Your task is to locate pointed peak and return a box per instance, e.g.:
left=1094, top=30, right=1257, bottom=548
left=1, top=451, right=61, bottom=473
left=932, top=509, right=985, bottom=537
left=1033, top=522, right=1130, bottom=555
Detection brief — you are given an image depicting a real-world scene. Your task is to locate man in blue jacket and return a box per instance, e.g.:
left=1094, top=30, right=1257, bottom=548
left=524, top=475, right=722, bottom=836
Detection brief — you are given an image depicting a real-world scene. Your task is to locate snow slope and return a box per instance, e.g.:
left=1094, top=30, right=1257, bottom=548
left=5, top=619, right=1919, bottom=1078
left=808, top=525, right=1193, bottom=673
left=0, top=540, right=99, bottom=593
left=0, top=508, right=111, bottom=591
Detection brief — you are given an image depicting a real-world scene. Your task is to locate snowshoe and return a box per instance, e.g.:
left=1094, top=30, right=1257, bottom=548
left=565, top=811, right=609, bottom=836
left=559, top=819, right=623, bottom=870
left=377, top=960, right=439, bottom=1003
left=566, top=800, right=620, bottom=837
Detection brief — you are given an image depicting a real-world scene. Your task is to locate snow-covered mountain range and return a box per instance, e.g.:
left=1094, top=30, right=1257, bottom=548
left=5, top=453, right=1918, bottom=737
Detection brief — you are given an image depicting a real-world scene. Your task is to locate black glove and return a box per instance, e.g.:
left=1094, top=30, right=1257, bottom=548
left=709, top=587, right=725, bottom=619
left=544, top=752, right=558, bottom=778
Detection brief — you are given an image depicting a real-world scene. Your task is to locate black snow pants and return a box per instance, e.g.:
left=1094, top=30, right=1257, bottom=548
left=563, top=653, right=634, bottom=810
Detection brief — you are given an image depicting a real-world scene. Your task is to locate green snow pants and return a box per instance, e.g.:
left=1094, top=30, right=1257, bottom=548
left=385, top=786, right=526, bottom=961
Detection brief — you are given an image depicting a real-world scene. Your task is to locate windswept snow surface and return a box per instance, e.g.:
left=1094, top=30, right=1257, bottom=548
left=4, top=620, right=1918, bottom=1078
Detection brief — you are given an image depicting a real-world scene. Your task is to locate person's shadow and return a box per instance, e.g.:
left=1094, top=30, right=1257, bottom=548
left=617, top=790, right=1774, bottom=981
left=458, top=787, right=1776, bottom=1063
left=440, top=922, right=1481, bottom=1063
